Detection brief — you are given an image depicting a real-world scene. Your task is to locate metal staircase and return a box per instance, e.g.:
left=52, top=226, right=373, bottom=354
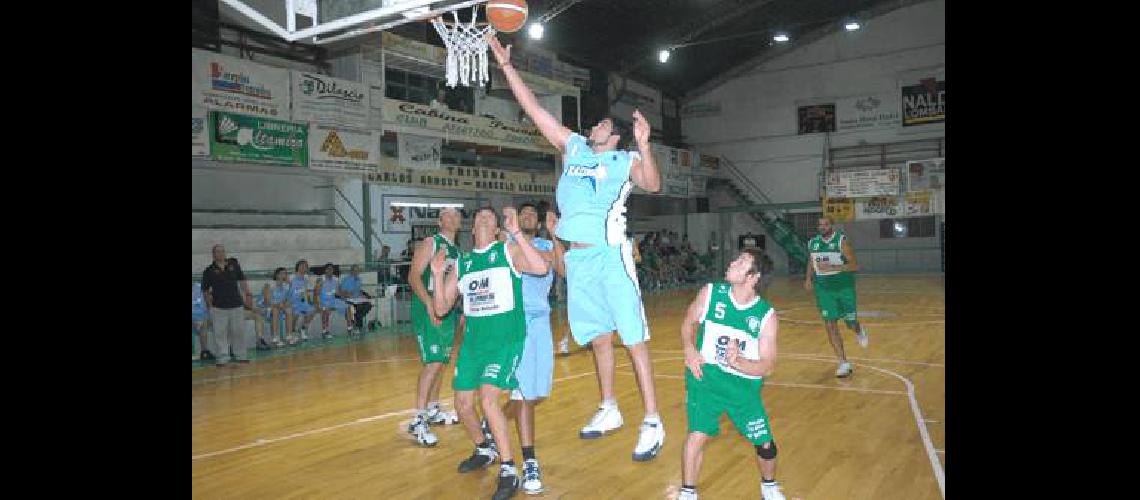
left=712, top=156, right=811, bottom=274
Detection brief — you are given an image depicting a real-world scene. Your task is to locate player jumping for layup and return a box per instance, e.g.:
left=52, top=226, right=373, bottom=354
left=488, top=34, right=666, bottom=462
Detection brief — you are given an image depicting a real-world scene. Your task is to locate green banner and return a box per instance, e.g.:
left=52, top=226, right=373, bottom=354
left=209, top=111, right=308, bottom=166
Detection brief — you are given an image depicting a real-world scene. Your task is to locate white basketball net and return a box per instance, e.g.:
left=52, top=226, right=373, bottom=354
left=431, top=8, right=496, bottom=88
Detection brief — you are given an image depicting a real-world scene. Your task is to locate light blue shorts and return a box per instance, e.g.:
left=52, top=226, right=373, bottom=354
left=514, top=311, right=554, bottom=400
left=192, top=307, right=209, bottom=322
left=320, top=297, right=351, bottom=313
left=292, top=301, right=315, bottom=316
left=564, top=239, right=650, bottom=347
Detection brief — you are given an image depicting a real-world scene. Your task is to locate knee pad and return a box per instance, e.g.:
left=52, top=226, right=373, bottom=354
left=756, top=441, right=777, bottom=460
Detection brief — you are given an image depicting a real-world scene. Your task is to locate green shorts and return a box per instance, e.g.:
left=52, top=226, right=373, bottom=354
left=813, top=283, right=858, bottom=323
left=685, top=371, right=773, bottom=445
left=412, top=300, right=458, bottom=364
left=453, top=335, right=524, bottom=392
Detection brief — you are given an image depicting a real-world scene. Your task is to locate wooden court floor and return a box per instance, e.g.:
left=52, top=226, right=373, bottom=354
left=192, top=275, right=944, bottom=499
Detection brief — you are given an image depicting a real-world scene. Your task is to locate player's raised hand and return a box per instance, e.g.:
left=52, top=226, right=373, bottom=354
left=544, top=210, right=559, bottom=236
left=503, top=206, right=520, bottom=234
left=632, top=108, right=651, bottom=145
left=486, top=33, right=511, bottom=68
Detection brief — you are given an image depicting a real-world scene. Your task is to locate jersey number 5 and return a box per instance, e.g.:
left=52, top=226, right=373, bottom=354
left=714, top=302, right=726, bottom=320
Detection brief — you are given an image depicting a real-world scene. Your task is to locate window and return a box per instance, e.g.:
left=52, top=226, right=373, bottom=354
left=879, top=216, right=936, bottom=238
left=384, top=68, right=440, bottom=105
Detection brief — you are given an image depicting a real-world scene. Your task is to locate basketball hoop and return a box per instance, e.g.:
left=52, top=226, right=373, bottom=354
left=430, top=7, right=496, bottom=88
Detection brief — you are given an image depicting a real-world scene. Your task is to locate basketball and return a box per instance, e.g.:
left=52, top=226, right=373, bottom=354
left=486, top=0, right=528, bottom=33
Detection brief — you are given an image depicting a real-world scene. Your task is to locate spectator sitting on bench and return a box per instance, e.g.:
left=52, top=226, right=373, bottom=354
left=254, top=267, right=294, bottom=349
left=288, top=260, right=317, bottom=343
left=339, top=264, right=373, bottom=333
left=315, top=263, right=356, bottom=339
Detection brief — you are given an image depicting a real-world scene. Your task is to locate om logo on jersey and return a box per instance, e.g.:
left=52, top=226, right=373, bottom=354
left=565, top=161, right=608, bottom=192
left=715, top=335, right=747, bottom=365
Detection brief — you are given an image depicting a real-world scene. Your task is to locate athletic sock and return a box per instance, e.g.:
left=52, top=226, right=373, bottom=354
left=521, top=446, right=535, bottom=461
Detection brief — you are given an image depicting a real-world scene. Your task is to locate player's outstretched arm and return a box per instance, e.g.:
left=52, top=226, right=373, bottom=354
left=486, top=34, right=571, bottom=152
left=629, top=108, right=661, bottom=193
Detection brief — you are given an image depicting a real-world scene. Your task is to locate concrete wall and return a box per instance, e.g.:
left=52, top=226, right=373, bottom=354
left=686, top=0, right=945, bottom=275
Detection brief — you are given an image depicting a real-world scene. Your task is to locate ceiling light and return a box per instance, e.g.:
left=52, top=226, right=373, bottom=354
left=658, top=49, right=670, bottom=63
left=528, top=22, right=544, bottom=40
left=773, top=33, right=789, bottom=43
left=845, top=21, right=861, bottom=31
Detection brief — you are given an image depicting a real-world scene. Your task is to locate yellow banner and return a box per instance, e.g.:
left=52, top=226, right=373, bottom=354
left=904, top=191, right=933, bottom=216
left=823, top=197, right=855, bottom=222
left=365, top=158, right=557, bottom=196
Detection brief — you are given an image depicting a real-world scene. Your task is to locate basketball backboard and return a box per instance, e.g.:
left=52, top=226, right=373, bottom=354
left=217, top=0, right=488, bottom=45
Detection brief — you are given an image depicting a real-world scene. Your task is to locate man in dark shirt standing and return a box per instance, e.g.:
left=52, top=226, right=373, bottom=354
left=201, top=244, right=253, bottom=367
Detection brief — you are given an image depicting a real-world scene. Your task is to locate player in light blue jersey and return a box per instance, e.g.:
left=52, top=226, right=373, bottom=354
left=255, top=267, right=293, bottom=348
left=493, top=202, right=566, bottom=494
left=489, top=34, right=666, bottom=462
left=288, top=260, right=317, bottom=344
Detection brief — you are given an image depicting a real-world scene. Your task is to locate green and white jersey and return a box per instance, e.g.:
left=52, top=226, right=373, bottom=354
left=456, top=240, right=526, bottom=345
left=422, top=233, right=461, bottom=294
left=694, top=282, right=775, bottom=394
left=808, top=230, right=854, bottom=288
left=411, top=233, right=461, bottom=330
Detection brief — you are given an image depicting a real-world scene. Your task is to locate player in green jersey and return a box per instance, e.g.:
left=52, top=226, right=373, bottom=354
left=678, top=249, right=785, bottom=500
left=406, top=208, right=463, bottom=447
left=804, top=216, right=869, bottom=378
left=431, top=206, right=549, bottom=500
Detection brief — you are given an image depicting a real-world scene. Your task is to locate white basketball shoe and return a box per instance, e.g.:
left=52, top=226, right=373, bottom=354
left=632, top=417, right=665, bottom=462
left=836, top=361, right=854, bottom=378
left=761, top=481, right=786, bottom=500
left=579, top=403, right=623, bottom=439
